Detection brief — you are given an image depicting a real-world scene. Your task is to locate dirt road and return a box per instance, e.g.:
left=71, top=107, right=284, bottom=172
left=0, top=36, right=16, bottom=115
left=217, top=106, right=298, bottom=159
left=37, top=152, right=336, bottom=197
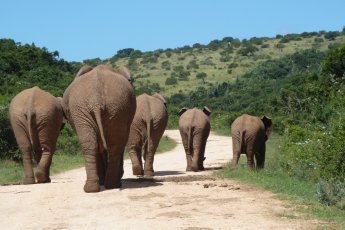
left=0, top=130, right=320, bottom=229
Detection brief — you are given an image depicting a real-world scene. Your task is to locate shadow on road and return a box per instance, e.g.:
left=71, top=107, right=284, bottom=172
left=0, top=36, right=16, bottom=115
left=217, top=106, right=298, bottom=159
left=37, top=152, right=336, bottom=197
left=120, top=178, right=163, bottom=190
left=154, top=170, right=184, bottom=176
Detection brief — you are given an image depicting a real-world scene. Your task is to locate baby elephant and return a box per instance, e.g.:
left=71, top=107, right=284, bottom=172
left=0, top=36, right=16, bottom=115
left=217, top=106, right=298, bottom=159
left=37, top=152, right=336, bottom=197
left=127, top=93, right=168, bottom=177
left=9, top=86, right=65, bottom=184
left=231, top=114, right=272, bottom=169
left=178, top=107, right=211, bottom=172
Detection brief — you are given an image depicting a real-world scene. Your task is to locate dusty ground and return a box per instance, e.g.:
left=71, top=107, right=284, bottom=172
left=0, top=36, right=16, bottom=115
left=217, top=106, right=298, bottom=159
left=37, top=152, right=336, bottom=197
left=0, top=130, right=322, bottom=230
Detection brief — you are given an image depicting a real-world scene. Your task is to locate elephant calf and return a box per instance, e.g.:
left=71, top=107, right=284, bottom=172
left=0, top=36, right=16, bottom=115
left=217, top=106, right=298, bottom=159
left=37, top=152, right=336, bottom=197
left=178, top=107, right=211, bottom=172
left=127, top=93, right=168, bottom=177
left=231, top=114, right=272, bottom=169
left=9, top=86, right=64, bottom=184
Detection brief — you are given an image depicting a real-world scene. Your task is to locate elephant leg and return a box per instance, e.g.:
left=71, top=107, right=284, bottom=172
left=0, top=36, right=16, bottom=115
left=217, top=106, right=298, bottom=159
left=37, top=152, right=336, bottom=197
left=231, top=137, right=241, bottom=167
left=246, top=144, right=256, bottom=169
left=143, top=138, right=159, bottom=177
left=128, top=142, right=143, bottom=176
left=180, top=131, right=192, bottom=171
left=97, top=150, right=107, bottom=186
left=185, top=154, right=193, bottom=171
left=198, top=139, right=207, bottom=171
left=35, top=150, right=52, bottom=183
left=12, top=124, right=35, bottom=184
left=104, top=145, right=125, bottom=189
left=191, top=133, right=204, bottom=172
left=76, top=125, right=100, bottom=193
left=255, top=144, right=266, bottom=169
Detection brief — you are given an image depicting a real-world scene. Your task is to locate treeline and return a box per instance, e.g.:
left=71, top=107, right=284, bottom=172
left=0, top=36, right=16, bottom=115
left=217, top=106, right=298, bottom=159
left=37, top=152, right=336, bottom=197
left=0, top=39, right=79, bottom=160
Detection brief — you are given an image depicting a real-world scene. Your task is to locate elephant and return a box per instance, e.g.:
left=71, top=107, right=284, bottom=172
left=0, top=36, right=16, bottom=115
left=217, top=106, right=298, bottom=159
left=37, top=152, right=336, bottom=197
left=62, top=64, right=136, bottom=193
left=178, top=107, right=211, bottom=172
left=126, top=93, right=168, bottom=177
left=9, top=86, right=65, bottom=184
left=230, top=114, right=272, bottom=169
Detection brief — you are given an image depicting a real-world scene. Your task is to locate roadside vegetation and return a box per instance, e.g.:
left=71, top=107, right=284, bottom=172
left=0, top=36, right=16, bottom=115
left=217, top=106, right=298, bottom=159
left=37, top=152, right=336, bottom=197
left=0, top=28, right=345, bottom=224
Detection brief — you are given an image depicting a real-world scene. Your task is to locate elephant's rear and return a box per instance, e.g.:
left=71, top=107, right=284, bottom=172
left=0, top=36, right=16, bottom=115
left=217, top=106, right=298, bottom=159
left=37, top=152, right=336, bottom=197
left=63, top=65, right=136, bottom=192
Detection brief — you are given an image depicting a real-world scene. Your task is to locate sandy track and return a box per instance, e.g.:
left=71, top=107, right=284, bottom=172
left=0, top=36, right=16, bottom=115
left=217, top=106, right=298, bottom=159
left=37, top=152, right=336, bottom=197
left=0, top=130, right=321, bottom=229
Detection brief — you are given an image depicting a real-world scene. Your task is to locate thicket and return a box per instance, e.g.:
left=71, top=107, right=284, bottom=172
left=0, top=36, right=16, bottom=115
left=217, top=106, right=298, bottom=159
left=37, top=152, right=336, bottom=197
left=0, top=39, right=78, bottom=161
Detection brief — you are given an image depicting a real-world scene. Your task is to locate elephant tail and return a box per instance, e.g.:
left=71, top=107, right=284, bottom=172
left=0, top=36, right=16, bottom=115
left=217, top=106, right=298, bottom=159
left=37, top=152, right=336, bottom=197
left=146, top=119, right=152, bottom=153
left=94, top=109, right=107, bottom=150
left=188, top=125, right=193, bottom=155
left=27, top=109, right=37, bottom=149
left=240, top=130, right=246, bottom=153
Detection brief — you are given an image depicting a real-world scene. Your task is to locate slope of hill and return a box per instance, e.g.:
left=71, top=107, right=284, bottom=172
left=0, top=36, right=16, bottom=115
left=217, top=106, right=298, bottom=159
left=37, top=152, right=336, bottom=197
left=102, top=31, right=345, bottom=96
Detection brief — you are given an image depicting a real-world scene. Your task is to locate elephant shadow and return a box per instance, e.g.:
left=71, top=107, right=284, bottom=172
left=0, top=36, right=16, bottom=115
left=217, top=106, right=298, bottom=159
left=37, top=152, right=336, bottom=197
left=203, top=166, right=223, bottom=171
left=154, top=170, right=185, bottom=176
left=119, top=178, right=163, bottom=190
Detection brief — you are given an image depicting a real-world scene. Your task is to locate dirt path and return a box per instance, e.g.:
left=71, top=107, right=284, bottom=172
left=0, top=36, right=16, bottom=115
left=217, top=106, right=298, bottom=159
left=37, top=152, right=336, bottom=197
left=0, top=130, right=321, bottom=230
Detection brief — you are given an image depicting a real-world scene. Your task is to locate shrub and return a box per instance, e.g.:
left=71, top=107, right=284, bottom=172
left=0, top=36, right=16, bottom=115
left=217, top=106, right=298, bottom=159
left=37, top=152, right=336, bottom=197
left=165, top=76, right=177, bottom=85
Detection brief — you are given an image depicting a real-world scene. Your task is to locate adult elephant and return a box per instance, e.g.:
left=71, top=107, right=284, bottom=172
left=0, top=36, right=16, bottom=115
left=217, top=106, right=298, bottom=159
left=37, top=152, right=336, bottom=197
left=127, top=93, right=168, bottom=177
left=178, top=107, right=211, bottom=172
left=62, top=65, right=136, bottom=193
left=230, top=114, right=272, bottom=169
left=9, top=86, right=65, bottom=184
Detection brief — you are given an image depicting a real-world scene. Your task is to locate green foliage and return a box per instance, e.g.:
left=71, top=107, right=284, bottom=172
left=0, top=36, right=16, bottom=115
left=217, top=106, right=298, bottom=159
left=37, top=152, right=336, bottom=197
left=196, top=72, right=207, bottom=83
left=316, top=180, right=345, bottom=210
left=165, top=76, right=178, bottom=85
left=237, top=43, right=258, bottom=56
left=322, top=43, right=345, bottom=81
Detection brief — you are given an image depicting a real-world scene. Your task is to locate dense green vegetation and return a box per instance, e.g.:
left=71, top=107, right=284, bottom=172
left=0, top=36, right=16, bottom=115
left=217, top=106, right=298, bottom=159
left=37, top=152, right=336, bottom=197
left=1, top=29, right=345, bottom=219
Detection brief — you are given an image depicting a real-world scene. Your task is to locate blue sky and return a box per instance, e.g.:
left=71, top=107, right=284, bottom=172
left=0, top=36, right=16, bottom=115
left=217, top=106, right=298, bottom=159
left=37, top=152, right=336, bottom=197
left=1, top=0, right=344, bottom=62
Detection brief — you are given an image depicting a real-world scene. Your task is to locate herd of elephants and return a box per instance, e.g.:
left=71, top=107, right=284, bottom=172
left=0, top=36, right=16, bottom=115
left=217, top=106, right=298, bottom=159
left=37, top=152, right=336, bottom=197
left=8, top=64, right=272, bottom=193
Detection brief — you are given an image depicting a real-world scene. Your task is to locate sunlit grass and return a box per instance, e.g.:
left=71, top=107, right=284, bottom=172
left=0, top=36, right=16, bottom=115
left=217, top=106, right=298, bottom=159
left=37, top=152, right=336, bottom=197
left=218, top=133, right=345, bottom=228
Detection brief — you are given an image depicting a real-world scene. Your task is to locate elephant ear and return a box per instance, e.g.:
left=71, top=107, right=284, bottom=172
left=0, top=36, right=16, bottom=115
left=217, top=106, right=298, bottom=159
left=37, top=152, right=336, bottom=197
left=261, top=116, right=272, bottom=139
left=202, top=106, right=211, bottom=116
left=178, top=107, right=188, bottom=116
left=114, top=66, right=132, bottom=84
left=152, top=93, right=167, bottom=107
left=75, top=65, right=93, bottom=78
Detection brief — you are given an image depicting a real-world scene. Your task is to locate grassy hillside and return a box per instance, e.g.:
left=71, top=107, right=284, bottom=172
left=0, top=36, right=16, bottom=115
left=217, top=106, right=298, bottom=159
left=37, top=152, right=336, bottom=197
left=105, top=31, right=345, bottom=96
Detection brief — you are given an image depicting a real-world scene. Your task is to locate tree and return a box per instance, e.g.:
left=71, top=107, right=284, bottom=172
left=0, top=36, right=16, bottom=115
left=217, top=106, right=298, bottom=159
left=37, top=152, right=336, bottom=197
left=196, top=72, right=207, bottom=83
left=322, top=43, right=345, bottom=81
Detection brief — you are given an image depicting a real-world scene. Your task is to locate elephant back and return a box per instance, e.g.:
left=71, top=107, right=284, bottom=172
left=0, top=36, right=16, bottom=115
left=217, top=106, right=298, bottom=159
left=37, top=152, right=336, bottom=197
left=231, top=114, right=265, bottom=138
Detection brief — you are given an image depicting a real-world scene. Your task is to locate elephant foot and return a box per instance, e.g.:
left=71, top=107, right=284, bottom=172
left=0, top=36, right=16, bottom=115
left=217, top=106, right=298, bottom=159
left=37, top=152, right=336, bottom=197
left=144, top=170, right=154, bottom=177
left=132, top=164, right=143, bottom=176
left=84, top=180, right=100, bottom=193
left=104, top=180, right=122, bottom=189
left=35, top=170, right=51, bottom=183
left=186, top=166, right=192, bottom=172
left=22, top=177, right=35, bottom=185
left=191, top=166, right=199, bottom=172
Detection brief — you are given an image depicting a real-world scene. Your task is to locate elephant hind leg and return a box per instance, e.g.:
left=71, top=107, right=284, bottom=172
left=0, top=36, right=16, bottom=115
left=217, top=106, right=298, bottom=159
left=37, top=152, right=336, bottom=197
left=104, top=145, right=125, bottom=189
left=231, top=138, right=241, bottom=167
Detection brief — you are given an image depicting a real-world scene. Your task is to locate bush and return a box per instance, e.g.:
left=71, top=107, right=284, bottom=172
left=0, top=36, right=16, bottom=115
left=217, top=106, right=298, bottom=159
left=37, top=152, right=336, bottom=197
left=165, top=76, right=178, bottom=85
left=316, top=180, right=345, bottom=210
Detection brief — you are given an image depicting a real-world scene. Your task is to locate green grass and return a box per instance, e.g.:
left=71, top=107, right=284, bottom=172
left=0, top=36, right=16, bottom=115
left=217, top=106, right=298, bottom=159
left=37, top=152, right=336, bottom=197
left=0, top=135, right=177, bottom=185
left=218, top=133, right=345, bottom=228
left=112, top=34, right=345, bottom=97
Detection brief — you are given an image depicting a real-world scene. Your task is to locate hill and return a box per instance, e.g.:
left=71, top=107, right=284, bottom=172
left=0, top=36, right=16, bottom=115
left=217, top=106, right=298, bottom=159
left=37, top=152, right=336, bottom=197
left=101, top=30, right=345, bottom=96
left=1, top=29, right=345, bottom=212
